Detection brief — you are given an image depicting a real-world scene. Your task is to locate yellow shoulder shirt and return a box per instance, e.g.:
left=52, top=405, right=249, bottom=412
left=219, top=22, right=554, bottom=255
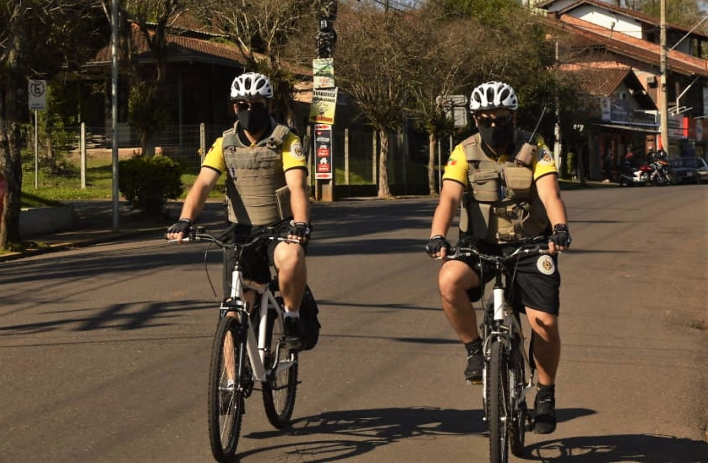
left=202, top=131, right=307, bottom=174
left=442, top=142, right=557, bottom=186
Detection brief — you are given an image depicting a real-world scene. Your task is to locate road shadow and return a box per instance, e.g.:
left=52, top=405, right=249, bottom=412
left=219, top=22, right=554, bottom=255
left=0, top=299, right=214, bottom=337
left=238, top=406, right=596, bottom=462
left=523, top=433, right=708, bottom=462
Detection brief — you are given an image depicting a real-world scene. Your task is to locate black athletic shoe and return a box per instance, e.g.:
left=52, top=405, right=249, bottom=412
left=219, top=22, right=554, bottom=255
left=464, top=349, right=484, bottom=385
left=283, top=316, right=303, bottom=351
left=534, top=393, right=557, bottom=434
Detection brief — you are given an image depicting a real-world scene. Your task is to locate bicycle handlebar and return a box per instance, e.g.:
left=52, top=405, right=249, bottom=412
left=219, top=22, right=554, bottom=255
left=168, top=227, right=299, bottom=249
left=446, top=239, right=550, bottom=262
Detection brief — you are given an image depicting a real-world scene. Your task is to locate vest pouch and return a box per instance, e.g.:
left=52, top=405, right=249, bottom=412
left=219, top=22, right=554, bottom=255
left=471, top=171, right=500, bottom=202
left=490, top=205, right=517, bottom=242
left=517, top=201, right=549, bottom=238
left=503, top=167, right=533, bottom=200
left=275, top=185, right=292, bottom=220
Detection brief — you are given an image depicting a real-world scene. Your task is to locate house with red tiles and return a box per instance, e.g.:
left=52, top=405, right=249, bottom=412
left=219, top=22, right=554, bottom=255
left=537, top=0, right=708, bottom=179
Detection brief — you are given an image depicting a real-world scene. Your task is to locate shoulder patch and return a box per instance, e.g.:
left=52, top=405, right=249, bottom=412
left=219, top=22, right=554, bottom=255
left=537, top=148, right=554, bottom=166
left=290, top=142, right=305, bottom=160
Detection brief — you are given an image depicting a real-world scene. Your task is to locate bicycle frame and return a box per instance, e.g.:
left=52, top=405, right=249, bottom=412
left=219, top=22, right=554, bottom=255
left=483, top=285, right=535, bottom=411
left=222, top=243, right=296, bottom=383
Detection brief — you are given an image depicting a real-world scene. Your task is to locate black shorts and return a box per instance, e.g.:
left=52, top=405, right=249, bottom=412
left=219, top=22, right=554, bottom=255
left=221, top=222, right=307, bottom=298
left=458, top=243, right=561, bottom=316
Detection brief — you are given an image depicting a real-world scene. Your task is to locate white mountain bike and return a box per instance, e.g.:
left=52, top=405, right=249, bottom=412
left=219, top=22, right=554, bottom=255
left=178, top=225, right=300, bottom=462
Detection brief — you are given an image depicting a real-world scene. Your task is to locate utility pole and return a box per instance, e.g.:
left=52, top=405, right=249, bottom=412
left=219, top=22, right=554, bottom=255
left=659, top=0, right=670, bottom=157
left=312, top=0, right=338, bottom=202
left=111, top=0, right=120, bottom=231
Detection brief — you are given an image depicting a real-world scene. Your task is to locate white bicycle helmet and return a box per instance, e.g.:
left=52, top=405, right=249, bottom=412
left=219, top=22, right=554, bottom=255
left=469, top=81, right=518, bottom=112
left=230, top=72, right=274, bottom=100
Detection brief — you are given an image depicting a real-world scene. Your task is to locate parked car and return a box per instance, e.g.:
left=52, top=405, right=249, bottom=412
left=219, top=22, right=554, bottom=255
left=670, top=157, right=708, bottom=184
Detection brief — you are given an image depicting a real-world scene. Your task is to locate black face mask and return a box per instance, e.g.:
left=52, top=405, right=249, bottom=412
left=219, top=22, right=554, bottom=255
left=238, top=106, right=270, bottom=133
left=478, top=123, right=514, bottom=150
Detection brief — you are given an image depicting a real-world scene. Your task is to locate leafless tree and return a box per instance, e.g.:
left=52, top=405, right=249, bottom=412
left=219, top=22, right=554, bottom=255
left=192, top=0, right=318, bottom=129
left=405, top=8, right=485, bottom=195
left=335, top=2, right=420, bottom=197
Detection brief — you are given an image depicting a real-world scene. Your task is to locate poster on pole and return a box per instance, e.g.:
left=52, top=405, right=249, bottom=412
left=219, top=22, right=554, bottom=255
left=309, top=88, right=338, bottom=125
left=28, top=79, right=47, bottom=111
left=313, top=58, right=335, bottom=89
left=314, top=124, right=333, bottom=180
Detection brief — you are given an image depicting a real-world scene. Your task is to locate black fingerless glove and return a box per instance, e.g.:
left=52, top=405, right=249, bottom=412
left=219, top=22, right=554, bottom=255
left=166, top=218, right=192, bottom=238
left=288, top=221, right=311, bottom=241
left=426, top=235, right=450, bottom=257
left=548, top=224, right=572, bottom=248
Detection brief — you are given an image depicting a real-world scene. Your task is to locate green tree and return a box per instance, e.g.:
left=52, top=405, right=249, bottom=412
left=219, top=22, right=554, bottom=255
left=0, top=1, right=107, bottom=250
left=623, top=0, right=707, bottom=31
left=434, top=0, right=525, bottom=27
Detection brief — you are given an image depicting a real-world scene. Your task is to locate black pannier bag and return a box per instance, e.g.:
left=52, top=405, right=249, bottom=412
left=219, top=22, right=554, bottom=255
left=299, top=285, right=320, bottom=351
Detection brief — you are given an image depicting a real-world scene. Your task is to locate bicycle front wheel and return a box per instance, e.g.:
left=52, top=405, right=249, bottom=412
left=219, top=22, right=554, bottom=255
left=208, top=316, right=247, bottom=462
left=508, top=337, right=528, bottom=457
left=488, top=340, right=509, bottom=463
left=262, top=308, right=298, bottom=429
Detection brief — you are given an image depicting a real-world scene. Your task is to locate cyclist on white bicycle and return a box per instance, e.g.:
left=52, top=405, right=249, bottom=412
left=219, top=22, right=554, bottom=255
left=166, top=72, right=311, bottom=350
left=425, top=81, right=571, bottom=434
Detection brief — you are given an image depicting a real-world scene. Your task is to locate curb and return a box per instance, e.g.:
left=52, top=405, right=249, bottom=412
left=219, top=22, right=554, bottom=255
left=0, top=227, right=165, bottom=263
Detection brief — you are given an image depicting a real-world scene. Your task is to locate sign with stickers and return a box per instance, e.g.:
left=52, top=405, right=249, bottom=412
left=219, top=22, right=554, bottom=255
left=314, top=124, right=333, bottom=180
left=309, top=88, right=338, bottom=125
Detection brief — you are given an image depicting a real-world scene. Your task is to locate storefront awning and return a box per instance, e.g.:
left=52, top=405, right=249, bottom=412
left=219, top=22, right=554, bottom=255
left=593, top=122, right=659, bottom=133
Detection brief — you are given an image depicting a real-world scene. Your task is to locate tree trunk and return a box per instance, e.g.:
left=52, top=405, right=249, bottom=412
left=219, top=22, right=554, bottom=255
left=428, top=132, right=438, bottom=196
left=576, top=142, right=586, bottom=185
left=0, top=37, right=26, bottom=249
left=377, top=129, right=391, bottom=198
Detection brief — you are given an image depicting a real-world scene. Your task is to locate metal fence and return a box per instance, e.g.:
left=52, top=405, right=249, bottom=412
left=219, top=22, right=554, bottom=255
left=20, top=122, right=435, bottom=192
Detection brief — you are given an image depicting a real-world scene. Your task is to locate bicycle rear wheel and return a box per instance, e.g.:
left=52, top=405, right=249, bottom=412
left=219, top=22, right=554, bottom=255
left=509, top=337, right=528, bottom=457
left=487, top=340, right=509, bottom=463
left=262, top=307, right=298, bottom=429
left=208, top=316, right=248, bottom=462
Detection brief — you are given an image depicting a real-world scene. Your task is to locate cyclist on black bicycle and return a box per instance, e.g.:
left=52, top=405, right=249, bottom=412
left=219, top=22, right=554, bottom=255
left=425, top=81, right=571, bottom=434
left=166, top=72, right=311, bottom=350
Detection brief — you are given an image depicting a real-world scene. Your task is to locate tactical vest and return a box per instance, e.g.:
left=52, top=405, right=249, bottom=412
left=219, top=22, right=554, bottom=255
left=459, top=131, right=550, bottom=243
left=222, top=120, right=293, bottom=226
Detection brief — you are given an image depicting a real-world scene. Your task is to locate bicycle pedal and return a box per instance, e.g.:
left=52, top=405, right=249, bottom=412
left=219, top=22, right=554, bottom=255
left=466, top=379, right=483, bottom=386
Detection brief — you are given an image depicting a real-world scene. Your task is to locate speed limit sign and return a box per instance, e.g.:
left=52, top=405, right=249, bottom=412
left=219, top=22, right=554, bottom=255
left=28, top=79, right=47, bottom=111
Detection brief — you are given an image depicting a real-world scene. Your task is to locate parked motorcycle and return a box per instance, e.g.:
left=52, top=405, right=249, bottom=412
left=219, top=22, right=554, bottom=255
left=619, top=161, right=651, bottom=187
left=647, top=151, right=672, bottom=186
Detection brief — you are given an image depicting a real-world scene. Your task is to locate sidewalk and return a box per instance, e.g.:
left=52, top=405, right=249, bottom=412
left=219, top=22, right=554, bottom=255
left=0, top=200, right=227, bottom=263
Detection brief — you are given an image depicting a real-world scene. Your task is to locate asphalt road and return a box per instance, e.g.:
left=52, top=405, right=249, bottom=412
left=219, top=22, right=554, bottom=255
left=2, top=186, right=707, bottom=463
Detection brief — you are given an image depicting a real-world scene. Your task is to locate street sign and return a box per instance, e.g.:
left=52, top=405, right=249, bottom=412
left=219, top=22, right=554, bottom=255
left=28, top=79, right=47, bottom=111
